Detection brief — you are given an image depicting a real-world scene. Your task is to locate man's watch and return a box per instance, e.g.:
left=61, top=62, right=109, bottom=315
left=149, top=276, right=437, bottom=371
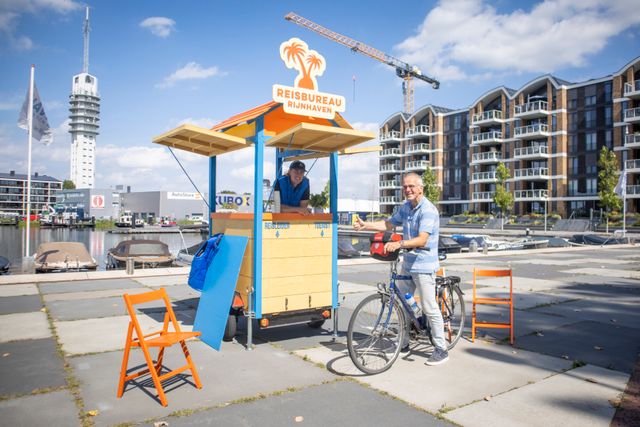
left=399, top=240, right=404, bottom=248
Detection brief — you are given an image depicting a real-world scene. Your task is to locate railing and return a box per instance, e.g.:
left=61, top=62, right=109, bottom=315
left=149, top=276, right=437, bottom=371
left=624, top=107, right=640, bottom=120
left=380, top=163, right=400, bottom=172
left=379, top=130, right=402, bottom=141
left=514, top=100, right=548, bottom=115
left=514, top=123, right=549, bottom=137
left=514, top=167, right=549, bottom=179
left=406, top=143, right=431, bottom=154
left=472, top=171, right=497, bottom=182
left=405, top=124, right=430, bottom=137
left=472, top=191, right=494, bottom=201
left=380, top=180, right=400, bottom=189
left=405, top=160, right=429, bottom=171
left=472, top=131, right=503, bottom=144
left=472, top=151, right=502, bottom=163
left=514, top=189, right=548, bottom=199
left=380, top=148, right=401, bottom=157
left=472, top=110, right=502, bottom=124
left=626, top=159, right=640, bottom=170
left=624, top=81, right=640, bottom=96
left=514, top=145, right=548, bottom=158
left=625, top=133, right=640, bottom=146
left=380, top=196, right=400, bottom=204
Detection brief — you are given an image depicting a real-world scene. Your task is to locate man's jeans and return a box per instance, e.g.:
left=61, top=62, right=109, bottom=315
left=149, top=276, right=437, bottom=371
left=397, top=264, right=447, bottom=351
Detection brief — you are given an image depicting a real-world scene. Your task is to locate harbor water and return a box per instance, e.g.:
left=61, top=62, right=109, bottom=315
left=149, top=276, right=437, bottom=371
left=0, top=226, right=205, bottom=274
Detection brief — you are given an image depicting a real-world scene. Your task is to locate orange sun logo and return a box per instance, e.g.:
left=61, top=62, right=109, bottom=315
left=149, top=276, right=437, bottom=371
left=280, top=38, right=326, bottom=91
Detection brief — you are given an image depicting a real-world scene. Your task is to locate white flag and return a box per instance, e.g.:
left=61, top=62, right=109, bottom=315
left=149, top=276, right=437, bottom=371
left=18, top=83, right=53, bottom=145
left=614, top=170, right=626, bottom=197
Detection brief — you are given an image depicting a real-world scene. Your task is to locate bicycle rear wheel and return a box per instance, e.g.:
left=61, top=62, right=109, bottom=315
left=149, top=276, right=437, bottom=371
left=347, top=292, right=405, bottom=375
left=440, top=285, right=465, bottom=349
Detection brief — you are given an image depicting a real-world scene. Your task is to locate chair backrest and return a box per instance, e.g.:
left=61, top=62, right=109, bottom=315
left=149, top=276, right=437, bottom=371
left=473, top=268, right=513, bottom=299
left=436, top=267, right=446, bottom=277
left=123, top=288, right=181, bottom=339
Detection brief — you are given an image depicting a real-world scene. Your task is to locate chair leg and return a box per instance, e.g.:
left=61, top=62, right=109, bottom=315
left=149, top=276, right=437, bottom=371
left=155, top=347, right=165, bottom=375
left=117, top=323, right=134, bottom=398
left=141, top=344, right=168, bottom=407
left=510, top=302, right=514, bottom=345
left=180, top=340, right=202, bottom=389
left=471, top=303, right=476, bottom=342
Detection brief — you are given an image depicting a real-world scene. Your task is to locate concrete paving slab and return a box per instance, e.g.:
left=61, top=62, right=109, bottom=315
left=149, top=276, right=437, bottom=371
left=55, top=311, right=195, bottom=355
left=529, top=298, right=640, bottom=329
left=561, top=267, right=640, bottom=280
left=0, top=284, right=38, bottom=297
left=153, top=285, right=200, bottom=303
left=296, top=339, right=571, bottom=412
left=445, top=364, right=629, bottom=427
left=43, top=287, right=150, bottom=302
left=39, top=278, right=142, bottom=294
left=0, top=311, right=51, bottom=342
left=0, top=294, right=42, bottom=315
left=46, top=295, right=168, bottom=321
left=0, top=338, right=66, bottom=396
left=0, top=390, right=80, bottom=427
left=511, top=257, right=637, bottom=266
left=544, top=279, right=640, bottom=304
left=469, top=286, right=572, bottom=309
left=516, top=320, right=640, bottom=373
left=134, top=275, right=189, bottom=287
left=339, top=281, right=376, bottom=294
left=145, top=380, right=452, bottom=427
left=71, top=340, right=334, bottom=427
left=469, top=306, right=576, bottom=340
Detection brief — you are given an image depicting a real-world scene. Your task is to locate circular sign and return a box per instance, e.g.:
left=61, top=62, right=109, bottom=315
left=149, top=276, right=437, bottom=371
left=91, top=195, right=105, bottom=209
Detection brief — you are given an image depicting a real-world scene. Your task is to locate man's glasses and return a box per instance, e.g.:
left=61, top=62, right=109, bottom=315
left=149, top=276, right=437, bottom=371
left=402, top=185, right=420, bottom=189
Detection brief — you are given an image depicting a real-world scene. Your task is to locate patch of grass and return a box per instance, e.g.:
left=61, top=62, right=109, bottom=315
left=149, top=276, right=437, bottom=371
left=572, top=360, right=587, bottom=369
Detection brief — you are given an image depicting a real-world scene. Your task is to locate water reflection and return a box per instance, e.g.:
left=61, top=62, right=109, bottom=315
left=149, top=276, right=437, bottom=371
left=0, top=227, right=205, bottom=273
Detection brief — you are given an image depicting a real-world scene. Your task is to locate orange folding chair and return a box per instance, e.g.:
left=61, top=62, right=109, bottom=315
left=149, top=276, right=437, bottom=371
left=472, top=268, right=514, bottom=344
left=436, top=267, right=446, bottom=277
left=117, top=288, right=202, bottom=406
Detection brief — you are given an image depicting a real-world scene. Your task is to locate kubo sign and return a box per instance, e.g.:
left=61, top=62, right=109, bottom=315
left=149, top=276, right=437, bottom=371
left=273, top=38, right=345, bottom=119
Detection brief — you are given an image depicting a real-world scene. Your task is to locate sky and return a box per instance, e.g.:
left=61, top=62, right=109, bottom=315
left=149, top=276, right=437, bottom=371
left=1, top=0, right=639, bottom=199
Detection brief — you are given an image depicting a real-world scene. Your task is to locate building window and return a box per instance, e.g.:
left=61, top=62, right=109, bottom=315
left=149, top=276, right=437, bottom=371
left=569, top=157, right=578, bottom=173
left=584, top=110, right=596, bottom=128
left=605, top=107, right=612, bottom=126
left=568, top=179, right=577, bottom=196
left=586, top=178, right=597, bottom=195
left=605, top=130, right=612, bottom=148
left=568, top=99, right=577, bottom=109
left=604, top=82, right=612, bottom=102
left=585, top=95, right=596, bottom=106
left=586, top=132, right=597, bottom=151
left=569, top=112, right=578, bottom=131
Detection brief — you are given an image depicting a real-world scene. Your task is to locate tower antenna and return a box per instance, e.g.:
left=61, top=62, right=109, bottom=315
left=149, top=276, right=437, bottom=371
left=83, top=7, right=90, bottom=73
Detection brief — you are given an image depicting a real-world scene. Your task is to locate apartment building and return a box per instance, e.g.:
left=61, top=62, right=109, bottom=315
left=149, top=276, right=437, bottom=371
left=379, top=56, right=640, bottom=217
left=0, top=171, right=62, bottom=216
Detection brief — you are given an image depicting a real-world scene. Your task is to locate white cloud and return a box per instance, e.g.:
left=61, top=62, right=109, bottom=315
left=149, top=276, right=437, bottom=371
left=396, top=0, right=640, bottom=81
left=156, top=62, right=224, bottom=89
left=139, top=16, right=176, bottom=38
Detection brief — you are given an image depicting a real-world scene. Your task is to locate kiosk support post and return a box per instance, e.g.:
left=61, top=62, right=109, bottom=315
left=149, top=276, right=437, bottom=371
left=209, top=156, right=216, bottom=236
left=330, top=151, right=339, bottom=339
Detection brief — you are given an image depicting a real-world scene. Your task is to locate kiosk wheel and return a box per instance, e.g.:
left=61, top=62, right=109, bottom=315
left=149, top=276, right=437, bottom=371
left=223, top=314, right=237, bottom=341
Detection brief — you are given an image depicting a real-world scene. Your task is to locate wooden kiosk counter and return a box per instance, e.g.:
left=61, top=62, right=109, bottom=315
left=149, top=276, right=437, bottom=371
left=153, top=101, right=376, bottom=348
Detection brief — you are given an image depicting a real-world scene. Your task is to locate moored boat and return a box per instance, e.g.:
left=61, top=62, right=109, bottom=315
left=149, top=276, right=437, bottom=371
left=33, top=242, right=98, bottom=273
left=106, top=239, right=175, bottom=269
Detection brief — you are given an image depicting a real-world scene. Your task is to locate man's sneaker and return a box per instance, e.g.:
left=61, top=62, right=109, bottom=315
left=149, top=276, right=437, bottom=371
left=400, top=344, right=410, bottom=353
left=425, top=348, right=449, bottom=366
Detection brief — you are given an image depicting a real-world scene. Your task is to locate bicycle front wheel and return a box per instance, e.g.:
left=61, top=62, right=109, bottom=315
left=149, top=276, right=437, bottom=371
left=347, top=292, right=405, bottom=375
left=440, top=285, right=465, bottom=349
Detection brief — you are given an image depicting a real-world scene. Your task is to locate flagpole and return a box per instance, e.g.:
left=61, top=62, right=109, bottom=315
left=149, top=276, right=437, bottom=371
left=25, top=65, right=35, bottom=259
left=623, top=169, right=627, bottom=237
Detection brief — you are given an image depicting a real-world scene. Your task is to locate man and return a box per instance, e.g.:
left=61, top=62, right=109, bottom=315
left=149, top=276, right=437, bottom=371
left=354, top=172, right=447, bottom=366
left=274, top=160, right=310, bottom=215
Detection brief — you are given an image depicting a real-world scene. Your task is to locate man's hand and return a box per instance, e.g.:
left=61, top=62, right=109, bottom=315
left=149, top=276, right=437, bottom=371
left=384, top=241, right=402, bottom=253
left=353, top=216, right=366, bottom=231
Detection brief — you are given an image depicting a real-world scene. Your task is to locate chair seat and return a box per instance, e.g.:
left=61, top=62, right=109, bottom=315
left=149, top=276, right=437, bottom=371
left=474, top=297, right=511, bottom=305
left=144, top=331, right=201, bottom=347
left=473, top=321, right=512, bottom=328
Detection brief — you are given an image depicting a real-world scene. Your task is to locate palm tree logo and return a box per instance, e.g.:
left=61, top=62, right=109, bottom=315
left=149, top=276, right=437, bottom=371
left=280, top=38, right=326, bottom=91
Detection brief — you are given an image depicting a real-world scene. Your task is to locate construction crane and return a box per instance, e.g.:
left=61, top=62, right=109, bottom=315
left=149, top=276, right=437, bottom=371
left=285, top=12, right=439, bottom=114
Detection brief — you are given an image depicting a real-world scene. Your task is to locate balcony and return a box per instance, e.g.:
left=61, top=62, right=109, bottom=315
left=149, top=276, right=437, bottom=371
left=472, top=131, right=503, bottom=146
left=471, top=171, right=498, bottom=183
left=472, top=191, right=494, bottom=202
left=405, top=143, right=432, bottom=155
left=624, top=81, right=640, bottom=100
left=471, top=151, right=502, bottom=164
left=514, top=167, right=549, bottom=180
left=624, top=107, right=640, bottom=124
left=380, top=179, right=400, bottom=189
left=515, top=189, right=548, bottom=201
left=379, top=163, right=400, bottom=173
left=514, top=123, right=549, bottom=140
left=405, top=160, right=429, bottom=171
left=626, top=133, right=640, bottom=149
left=405, top=125, right=431, bottom=138
left=380, top=148, right=401, bottom=158
left=472, top=110, right=503, bottom=126
left=380, top=196, right=401, bottom=204
left=626, top=159, right=640, bottom=173
left=379, top=130, right=403, bottom=142
left=514, top=100, right=549, bottom=118
left=514, top=145, right=549, bottom=159
left=628, top=185, right=640, bottom=198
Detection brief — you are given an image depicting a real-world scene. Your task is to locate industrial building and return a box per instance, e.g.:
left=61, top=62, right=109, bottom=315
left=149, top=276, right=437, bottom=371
left=379, top=56, right=640, bottom=217
left=56, top=188, right=120, bottom=220
left=0, top=171, right=61, bottom=216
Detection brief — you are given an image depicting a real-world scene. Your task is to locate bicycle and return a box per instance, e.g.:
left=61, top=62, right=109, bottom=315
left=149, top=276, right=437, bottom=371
left=346, top=252, right=465, bottom=375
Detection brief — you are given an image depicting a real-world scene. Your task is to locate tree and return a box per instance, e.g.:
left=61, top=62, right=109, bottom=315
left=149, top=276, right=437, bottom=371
left=309, top=181, right=330, bottom=211
left=421, top=168, right=440, bottom=205
left=63, top=180, right=75, bottom=189
left=493, top=162, right=514, bottom=230
left=597, top=146, right=622, bottom=232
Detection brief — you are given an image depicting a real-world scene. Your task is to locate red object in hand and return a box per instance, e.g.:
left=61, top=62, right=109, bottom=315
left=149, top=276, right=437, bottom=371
left=370, top=232, right=402, bottom=261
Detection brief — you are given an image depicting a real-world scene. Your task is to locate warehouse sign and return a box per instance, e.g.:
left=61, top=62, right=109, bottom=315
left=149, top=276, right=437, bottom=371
left=90, top=195, right=105, bottom=209
left=273, top=37, right=345, bottom=119
left=167, top=192, right=203, bottom=200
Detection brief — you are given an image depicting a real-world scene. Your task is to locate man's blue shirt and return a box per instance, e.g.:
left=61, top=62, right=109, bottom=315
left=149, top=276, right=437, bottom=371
left=275, top=175, right=310, bottom=207
left=388, top=197, right=439, bottom=274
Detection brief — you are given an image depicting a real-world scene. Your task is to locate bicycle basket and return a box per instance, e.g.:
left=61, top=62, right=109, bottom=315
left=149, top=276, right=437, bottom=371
left=370, top=232, right=402, bottom=261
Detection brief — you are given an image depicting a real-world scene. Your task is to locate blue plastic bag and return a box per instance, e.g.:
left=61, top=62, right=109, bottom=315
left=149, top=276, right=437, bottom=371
left=188, top=234, right=223, bottom=291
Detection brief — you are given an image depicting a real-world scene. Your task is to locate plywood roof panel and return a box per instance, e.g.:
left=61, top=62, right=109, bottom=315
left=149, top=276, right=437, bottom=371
left=152, top=124, right=247, bottom=157
left=265, top=123, right=374, bottom=153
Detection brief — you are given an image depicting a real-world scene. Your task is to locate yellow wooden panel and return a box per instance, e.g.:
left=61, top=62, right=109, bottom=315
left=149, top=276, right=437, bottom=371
left=262, top=238, right=331, bottom=258
left=262, top=291, right=332, bottom=314
left=261, top=274, right=331, bottom=298
left=262, top=256, right=331, bottom=278
left=262, top=221, right=332, bottom=239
